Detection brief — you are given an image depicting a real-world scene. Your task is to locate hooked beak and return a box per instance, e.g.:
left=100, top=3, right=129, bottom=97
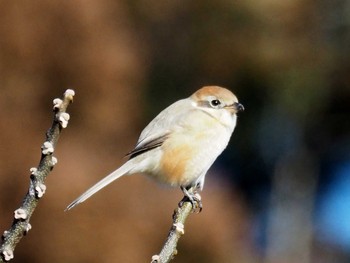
left=233, top=102, right=244, bottom=112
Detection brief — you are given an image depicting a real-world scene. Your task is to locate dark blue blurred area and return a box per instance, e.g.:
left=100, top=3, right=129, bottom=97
left=317, top=160, right=350, bottom=251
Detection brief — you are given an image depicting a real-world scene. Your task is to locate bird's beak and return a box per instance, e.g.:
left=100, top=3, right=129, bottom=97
left=233, top=102, right=244, bottom=112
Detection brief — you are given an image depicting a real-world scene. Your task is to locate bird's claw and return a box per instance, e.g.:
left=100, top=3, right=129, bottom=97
left=179, top=187, right=202, bottom=213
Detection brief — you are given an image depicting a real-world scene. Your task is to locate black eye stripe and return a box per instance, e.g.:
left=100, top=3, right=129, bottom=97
left=197, top=99, right=223, bottom=108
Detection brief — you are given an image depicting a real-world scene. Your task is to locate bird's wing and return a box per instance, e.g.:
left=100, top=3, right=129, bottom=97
left=127, top=98, right=191, bottom=159
left=126, top=133, right=170, bottom=159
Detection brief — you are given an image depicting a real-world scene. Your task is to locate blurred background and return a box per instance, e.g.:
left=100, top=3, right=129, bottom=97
left=0, top=1, right=349, bottom=262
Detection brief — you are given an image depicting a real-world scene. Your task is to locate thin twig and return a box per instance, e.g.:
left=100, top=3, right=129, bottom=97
left=0, top=89, right=75, bottom=262
left=151, top=193, right=201, bottom=263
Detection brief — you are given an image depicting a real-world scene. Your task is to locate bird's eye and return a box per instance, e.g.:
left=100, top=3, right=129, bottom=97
left=210, top=99, right=221, bottom=108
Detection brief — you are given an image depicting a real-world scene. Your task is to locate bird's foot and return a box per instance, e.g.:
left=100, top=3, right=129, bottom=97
left=179, top=186, right=202, bottom=213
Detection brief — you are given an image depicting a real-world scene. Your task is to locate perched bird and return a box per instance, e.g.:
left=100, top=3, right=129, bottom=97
left=66, top=86, right=244, bottom=211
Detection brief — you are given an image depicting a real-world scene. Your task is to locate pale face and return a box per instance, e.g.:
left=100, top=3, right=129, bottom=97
left=190, top=86, right=244, bottom=128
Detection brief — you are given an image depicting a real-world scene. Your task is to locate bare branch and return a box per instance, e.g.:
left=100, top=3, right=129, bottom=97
left=0, top=89, right=75, bottom=262
left=151, top=193, right=200, bottom=263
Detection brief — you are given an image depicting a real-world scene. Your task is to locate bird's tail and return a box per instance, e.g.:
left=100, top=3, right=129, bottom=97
left=65, top=160, right=134, bottom=211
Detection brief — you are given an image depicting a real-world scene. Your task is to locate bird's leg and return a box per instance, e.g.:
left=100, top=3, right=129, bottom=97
left=179, top=185, right=202, bottom=213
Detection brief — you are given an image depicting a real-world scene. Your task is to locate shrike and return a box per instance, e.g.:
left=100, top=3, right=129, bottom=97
left=66, top=86, right=244, bottom=211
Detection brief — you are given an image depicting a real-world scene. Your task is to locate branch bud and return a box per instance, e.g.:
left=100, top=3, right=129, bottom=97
left=14, top=208, right=27, bottom=220
left=41, top=141, right=54, bottom=155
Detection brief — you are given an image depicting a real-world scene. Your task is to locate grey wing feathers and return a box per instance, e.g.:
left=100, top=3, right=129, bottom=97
left=126, top=133, right=170, bottom=159
left=127, top=98, right=190, bottom=159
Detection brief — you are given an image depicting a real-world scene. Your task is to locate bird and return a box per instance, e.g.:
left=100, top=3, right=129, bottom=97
left=66, top=86, right=244, bottom=211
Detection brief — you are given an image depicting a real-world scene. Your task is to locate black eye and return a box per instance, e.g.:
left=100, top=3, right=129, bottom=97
left=210, top=99, right=221, bottom=108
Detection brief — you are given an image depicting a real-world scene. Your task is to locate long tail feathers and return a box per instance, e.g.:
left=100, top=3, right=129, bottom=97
left=65, top=161, right=134, bottom=211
